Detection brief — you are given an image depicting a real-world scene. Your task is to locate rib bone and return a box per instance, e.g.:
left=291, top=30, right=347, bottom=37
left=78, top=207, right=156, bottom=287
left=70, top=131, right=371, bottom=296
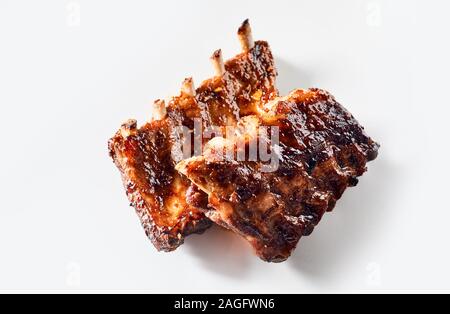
left=120, top=119, right=137, bottom=138
left=210, top=49, right=225, bottom=77
left=181, top=77, right=196, bottom=97
left=237, top=19, right=254, bottom=51
left=152, top=99, right=167, bottom=121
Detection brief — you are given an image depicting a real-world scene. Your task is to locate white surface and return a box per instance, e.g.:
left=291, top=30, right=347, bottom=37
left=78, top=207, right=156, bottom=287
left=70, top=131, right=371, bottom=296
left=0, top=0, right=449, bottom=293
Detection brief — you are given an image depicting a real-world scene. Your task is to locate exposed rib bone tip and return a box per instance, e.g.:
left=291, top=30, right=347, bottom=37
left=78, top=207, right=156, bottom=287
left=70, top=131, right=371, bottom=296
left=238, top=19, right=254, bottom=51
left=210, top=49, right=225, bottom=77
left=152, top=99, right=167, bottom=121
left=238, top=19, right=250, bottom=33
left=182, top=77, right=196, bottom=96
left=120, top=119, right=137, bottom=138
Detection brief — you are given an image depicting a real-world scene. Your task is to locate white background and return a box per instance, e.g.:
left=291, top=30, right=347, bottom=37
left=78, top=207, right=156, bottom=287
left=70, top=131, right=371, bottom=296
left=0, top=0, right=449, bottom=293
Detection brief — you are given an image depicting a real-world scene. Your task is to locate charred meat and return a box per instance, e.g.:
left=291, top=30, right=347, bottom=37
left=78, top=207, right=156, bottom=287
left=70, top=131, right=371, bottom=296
left=176, top=88, right=379, bottom=262
left=108, top=20, right=277, bottom=251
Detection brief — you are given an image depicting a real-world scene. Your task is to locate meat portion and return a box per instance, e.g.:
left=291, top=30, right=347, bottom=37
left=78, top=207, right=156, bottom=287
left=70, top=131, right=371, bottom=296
left=109, top=19, right=379, bottom=261
left=176, top=88, right=379, bottom=262
left=109, top=118, right=212, bottom=251
left=108, top=20, right=278, bottom=251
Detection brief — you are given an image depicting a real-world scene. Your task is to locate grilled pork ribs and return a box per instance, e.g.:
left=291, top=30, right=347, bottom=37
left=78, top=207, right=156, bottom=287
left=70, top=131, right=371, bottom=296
left=177, top=89, right=379, bottom=262
left=109, top=20, right=379, bottom=261
left=108, top=20, right=278, bottom=251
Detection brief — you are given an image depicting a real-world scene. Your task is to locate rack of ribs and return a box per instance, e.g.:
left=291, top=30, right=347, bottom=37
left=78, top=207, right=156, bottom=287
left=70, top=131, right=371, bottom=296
left=109, top=20, right=379, bottom=261
left=176, top=89, right=379, bottom=262
left=108, top=20, right=278, bottom=251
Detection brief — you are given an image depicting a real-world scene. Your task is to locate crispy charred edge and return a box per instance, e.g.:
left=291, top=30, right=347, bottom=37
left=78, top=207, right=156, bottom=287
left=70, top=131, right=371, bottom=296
left=108, top=122, right=212, bottom=252
left=268, top=88, right=379, bottom=168
left=270, top=88, right=379, bottom=234
left=306, top=88, right=380, bottom=161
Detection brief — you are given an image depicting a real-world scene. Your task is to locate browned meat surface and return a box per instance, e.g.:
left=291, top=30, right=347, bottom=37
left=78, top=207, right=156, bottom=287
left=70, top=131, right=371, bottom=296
left=109, top=119, right=211, bottom=251
left=176, top=88, right=379, bottom=262
left=108, top=21, right=278, bottom=251
left=108, top=20, right=379, bottom=261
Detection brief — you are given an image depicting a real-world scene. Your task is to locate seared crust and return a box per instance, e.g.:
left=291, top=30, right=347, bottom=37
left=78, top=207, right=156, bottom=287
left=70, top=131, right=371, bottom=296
left=225, top=41, right=278, bottom=115
left=177, top=88, right=379, bottom=262
left=109, top=119, right=212, bottom=251
left=109, top=31, right=278, bottom=251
